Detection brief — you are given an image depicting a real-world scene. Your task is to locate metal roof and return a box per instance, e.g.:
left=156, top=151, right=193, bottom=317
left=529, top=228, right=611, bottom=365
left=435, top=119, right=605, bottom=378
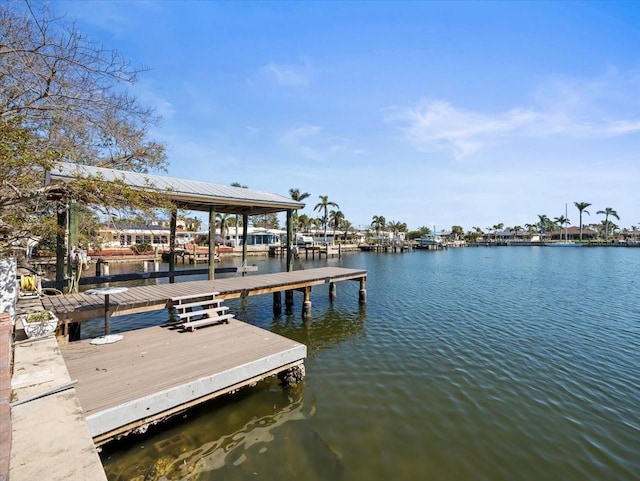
left=47, top=162, right=304, bottom=215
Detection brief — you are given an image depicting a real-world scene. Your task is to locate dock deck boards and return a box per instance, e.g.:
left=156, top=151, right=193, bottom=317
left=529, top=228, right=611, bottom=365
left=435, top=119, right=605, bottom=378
left=41, top=267, right=367, bottom=323
left=60, top=319, right=306, bottom=443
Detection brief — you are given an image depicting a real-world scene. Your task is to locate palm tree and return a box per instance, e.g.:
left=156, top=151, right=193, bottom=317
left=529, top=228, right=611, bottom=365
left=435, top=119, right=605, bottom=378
left=341, top=220, right=354, bottom=242
left=371, top=215, right=386, bottom=243
left=297, top=214, right=311, bottom=233
left=492, top=223, right=504, bottom=241
left=574, top=202, right=591, bottom=241
left=329, top=210, right=345, bottom=239
left=311, top=217, right=323, bottom=234
left=451, top=225, right=465, bottom=240
left=289, top=188, right=311, bottom=235
left=289, top=188, right=310, bottom=203
left=216, top=213, right=230, bottom=245
left=596, top=207, right=619, bottom=240
left=537, top=214, right=551, bottom=239
left=553, top=215, right=570, bottom=241
left=184, top=216, right=202, bottom=232
left=511, top=225, right=523, bottom=239
left=313, top=195, right=339, bottom=241
left=386, top=220, right=400, bottom=242
left=467, top=226, right=483, bottom=242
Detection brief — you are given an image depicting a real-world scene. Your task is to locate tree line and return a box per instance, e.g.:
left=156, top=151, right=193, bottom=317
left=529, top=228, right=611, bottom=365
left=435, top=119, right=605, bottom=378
left=281, top=194, right=635, bottom=245
left=464, top=203, right=628, bottom=242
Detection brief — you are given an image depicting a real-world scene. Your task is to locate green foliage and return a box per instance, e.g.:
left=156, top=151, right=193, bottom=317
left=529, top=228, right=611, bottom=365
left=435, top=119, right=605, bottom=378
left=252, top=213, right=280, bottom=229
left=130, top=242, right=152, bottom=254
left=451, top=225, right=465, bottom=239
left=406, top=230, right=427, bottom=240
left=314, top=195, right=339, bottom=239
left=25, top=310, right=56, bottom=324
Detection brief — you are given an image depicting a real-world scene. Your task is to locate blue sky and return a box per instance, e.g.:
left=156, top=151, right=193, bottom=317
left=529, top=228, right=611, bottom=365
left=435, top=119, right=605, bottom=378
left=55, top=1, right=640, bottom=232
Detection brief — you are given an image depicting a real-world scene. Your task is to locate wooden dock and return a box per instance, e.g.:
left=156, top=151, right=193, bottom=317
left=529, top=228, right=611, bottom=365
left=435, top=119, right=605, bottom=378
left=60, top=319, right=306, bottom=445
left=37, top=267, right=366, bottom=445
left=41, top=267, right=368, bottom=328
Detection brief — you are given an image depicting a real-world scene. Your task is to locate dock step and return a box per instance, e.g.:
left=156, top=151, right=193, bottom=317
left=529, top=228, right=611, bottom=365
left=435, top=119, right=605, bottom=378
left=170, top=292, right=219, bottom=304
left=177, top=305, right=229, bottom=321
left=182, top=313, right=234, bottom=331
left=168, top=291, right=234, bottom=331
left=173, top=298, right=222, bottom=311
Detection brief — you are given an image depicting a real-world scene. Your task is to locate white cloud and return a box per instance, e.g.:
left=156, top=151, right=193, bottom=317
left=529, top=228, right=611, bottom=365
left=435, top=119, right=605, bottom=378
left=279, top=124, right=324, bottom=161
left=278, top=124, right=359, bottom=162
left=387, top=69, right=640, bottom=159
left=387, top=101, right=543, bottom=158
left=258, top=60, right=312, bottom=87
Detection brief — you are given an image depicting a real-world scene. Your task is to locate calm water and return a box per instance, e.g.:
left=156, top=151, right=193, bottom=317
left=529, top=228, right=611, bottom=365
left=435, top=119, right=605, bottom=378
left=99, top=248, right=640, bottom=481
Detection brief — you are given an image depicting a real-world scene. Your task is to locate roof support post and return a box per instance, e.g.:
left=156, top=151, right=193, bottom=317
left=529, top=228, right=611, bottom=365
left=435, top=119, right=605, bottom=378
left=56, top=202, right=66, bottom=283
left=286, top=209, right=293, bottom=273
left=208, top=206, right=216, bottom=280
left=241, top=214, right=249, bottom=276
left=67, top=201, right=80, bottom=293
left=169, top=206, right=177, bottom=283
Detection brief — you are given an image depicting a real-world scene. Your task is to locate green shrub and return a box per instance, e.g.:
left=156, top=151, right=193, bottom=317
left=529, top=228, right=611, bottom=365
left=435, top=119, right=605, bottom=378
left=130, top=243, right=152, bottom=255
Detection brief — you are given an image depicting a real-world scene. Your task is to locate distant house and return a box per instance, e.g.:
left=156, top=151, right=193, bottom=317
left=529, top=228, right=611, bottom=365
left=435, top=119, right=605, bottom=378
left=550, top=226, right=597, bottom=240
left=98, top=225, right=192, bottom=249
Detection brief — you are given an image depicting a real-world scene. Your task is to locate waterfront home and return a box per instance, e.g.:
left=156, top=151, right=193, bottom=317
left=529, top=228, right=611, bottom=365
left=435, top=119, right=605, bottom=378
left=549, top=226, right=597, bottom=241
left=98, top=224, right=193, bottom=250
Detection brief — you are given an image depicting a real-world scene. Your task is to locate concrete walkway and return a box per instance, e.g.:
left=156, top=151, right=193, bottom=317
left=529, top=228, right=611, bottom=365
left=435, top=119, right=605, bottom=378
left=8, top=301, right=107, bottom=481
left=0, top=314, right=12, bottom=481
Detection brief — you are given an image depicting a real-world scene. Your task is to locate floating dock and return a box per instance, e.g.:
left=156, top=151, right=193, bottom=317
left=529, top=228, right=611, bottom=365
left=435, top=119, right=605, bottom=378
left=60, top=319, right=306, bottom=445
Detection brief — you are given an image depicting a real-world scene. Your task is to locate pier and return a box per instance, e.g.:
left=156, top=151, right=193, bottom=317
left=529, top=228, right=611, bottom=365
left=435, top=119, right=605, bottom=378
left=41, top=266, right=368, bottom=332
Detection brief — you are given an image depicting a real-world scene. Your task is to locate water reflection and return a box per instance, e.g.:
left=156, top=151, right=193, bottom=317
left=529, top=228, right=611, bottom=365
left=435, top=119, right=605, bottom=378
left=103, top=380, right=344, bottom=481
left=270, top=305, right=367, bottom=358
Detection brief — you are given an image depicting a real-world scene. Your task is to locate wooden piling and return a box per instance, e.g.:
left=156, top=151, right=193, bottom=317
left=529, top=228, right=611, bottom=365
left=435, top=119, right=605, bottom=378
left=329, top=282, right=337, bottom=300
left=359, top=277, right=367, bottom=303
left=285, top=290, right=294, bottom=315
left=273, top=291, right=282, bottom=316
left=302, top=287, right=312, bottom=319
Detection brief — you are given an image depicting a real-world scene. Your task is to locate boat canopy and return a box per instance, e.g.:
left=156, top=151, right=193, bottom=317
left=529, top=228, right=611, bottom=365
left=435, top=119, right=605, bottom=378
left=46, top=162, right=305, bottom=216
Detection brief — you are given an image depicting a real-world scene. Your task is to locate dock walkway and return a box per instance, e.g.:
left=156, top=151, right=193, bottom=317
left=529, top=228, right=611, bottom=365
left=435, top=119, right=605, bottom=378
left=10, top=333, right=107, bottom=481
left=41, top=266, right=368, bottom=326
